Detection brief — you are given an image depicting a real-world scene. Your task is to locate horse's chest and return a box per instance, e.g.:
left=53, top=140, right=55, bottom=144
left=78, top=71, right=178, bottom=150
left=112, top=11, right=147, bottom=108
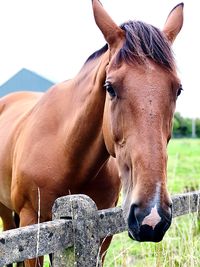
left=0, top=173, right=13, bottom=209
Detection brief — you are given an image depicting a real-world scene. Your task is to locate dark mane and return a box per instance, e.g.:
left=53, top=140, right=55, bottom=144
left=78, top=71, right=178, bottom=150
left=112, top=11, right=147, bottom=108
left=85, top=44, right=108, bottom=63
left=86, top=21, right=174, bottom=70
left=118, top=21, right=174, bottom=70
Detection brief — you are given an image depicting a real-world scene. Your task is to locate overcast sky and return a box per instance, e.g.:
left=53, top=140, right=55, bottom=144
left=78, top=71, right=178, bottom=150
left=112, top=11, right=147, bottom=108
left=0, top=0, right=199, bottom=118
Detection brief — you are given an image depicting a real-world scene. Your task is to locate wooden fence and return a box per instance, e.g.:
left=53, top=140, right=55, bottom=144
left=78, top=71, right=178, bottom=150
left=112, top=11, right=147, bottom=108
left=0, top=191, right=200, bottom=266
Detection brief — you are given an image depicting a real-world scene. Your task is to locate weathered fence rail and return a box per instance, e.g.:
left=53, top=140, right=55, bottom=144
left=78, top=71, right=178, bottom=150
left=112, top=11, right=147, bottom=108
left=0, top=191, right=200, bottom=266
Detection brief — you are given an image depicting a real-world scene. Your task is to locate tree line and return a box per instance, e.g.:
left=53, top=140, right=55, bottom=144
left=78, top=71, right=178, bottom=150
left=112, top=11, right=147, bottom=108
left=173, top=112, right=200, bottom=138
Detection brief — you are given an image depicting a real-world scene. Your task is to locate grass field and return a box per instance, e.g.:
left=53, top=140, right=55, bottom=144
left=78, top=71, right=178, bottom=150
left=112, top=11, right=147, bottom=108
left=0, top=138, right=200, bottom=266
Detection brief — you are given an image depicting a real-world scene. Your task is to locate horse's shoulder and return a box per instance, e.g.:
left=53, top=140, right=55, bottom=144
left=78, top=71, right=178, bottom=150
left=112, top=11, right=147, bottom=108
left=0, top=91, right=43, bottom=114
left=0, top=91, right=43, bottom=103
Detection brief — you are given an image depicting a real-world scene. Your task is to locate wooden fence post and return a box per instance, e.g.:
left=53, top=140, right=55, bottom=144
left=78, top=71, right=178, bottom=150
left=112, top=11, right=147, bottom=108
left=52, top=194, right=100, bottom=267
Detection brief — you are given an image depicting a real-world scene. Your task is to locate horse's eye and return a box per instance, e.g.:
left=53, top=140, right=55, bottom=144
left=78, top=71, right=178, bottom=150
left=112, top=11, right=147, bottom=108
left=104, top=82, right=117, bottom=98
left=177, top=84, right=183, bottom=97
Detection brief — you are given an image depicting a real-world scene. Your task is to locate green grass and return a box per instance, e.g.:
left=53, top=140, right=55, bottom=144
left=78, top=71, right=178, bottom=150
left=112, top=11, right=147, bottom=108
left=167, top=139, right=200, bottom=194
left=104, top=213, right=200, bottom=267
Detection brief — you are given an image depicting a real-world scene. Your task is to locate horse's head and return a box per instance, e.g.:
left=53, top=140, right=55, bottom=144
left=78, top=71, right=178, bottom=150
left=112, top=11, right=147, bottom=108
left=92, top=0, right=183, bottom=242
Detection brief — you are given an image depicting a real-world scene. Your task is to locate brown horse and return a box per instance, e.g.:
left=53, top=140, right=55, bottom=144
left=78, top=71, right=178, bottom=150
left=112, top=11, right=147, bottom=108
left=0, top=1, right=183, bottom=266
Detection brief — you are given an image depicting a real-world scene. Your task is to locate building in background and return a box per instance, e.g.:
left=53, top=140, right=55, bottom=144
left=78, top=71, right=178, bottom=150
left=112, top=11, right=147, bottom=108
left=0, top=68, right=54, bottom=97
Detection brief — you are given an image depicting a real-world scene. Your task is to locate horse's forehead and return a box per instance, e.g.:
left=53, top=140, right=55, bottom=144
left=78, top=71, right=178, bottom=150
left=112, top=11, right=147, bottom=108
left=107, top=60, right=174, bottom=89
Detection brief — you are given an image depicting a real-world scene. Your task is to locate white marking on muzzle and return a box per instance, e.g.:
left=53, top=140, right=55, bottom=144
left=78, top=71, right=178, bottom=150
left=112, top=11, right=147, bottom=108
left=150, top=182, right=161, bottom=206
left=142, top=205, right=161, bottom=230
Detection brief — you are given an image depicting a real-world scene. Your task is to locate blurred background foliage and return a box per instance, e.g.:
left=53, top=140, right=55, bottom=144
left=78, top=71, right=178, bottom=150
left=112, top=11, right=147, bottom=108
left=173, top=112, right=200, bottom=138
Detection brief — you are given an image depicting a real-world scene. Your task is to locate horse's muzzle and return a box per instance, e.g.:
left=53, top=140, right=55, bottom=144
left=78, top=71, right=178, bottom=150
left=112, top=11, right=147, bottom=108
left=127, top=204, right=172, bottom=242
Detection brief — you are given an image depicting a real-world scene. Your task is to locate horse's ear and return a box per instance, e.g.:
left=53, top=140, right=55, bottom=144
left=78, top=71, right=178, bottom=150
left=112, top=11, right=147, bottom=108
left=92, top=0, right=124, bottom=48
left=163, top=3, right=184, bottom=44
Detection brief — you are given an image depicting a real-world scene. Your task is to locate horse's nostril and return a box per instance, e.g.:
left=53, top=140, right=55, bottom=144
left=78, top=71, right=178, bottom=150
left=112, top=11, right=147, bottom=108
left=127, top=203, right=172, bottom=242
left=165, top=200, right=172, bottom=209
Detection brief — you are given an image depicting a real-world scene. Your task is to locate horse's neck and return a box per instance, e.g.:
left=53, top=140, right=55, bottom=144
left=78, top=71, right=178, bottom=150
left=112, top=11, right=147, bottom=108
left=61, top=51, right=110, bottom=177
